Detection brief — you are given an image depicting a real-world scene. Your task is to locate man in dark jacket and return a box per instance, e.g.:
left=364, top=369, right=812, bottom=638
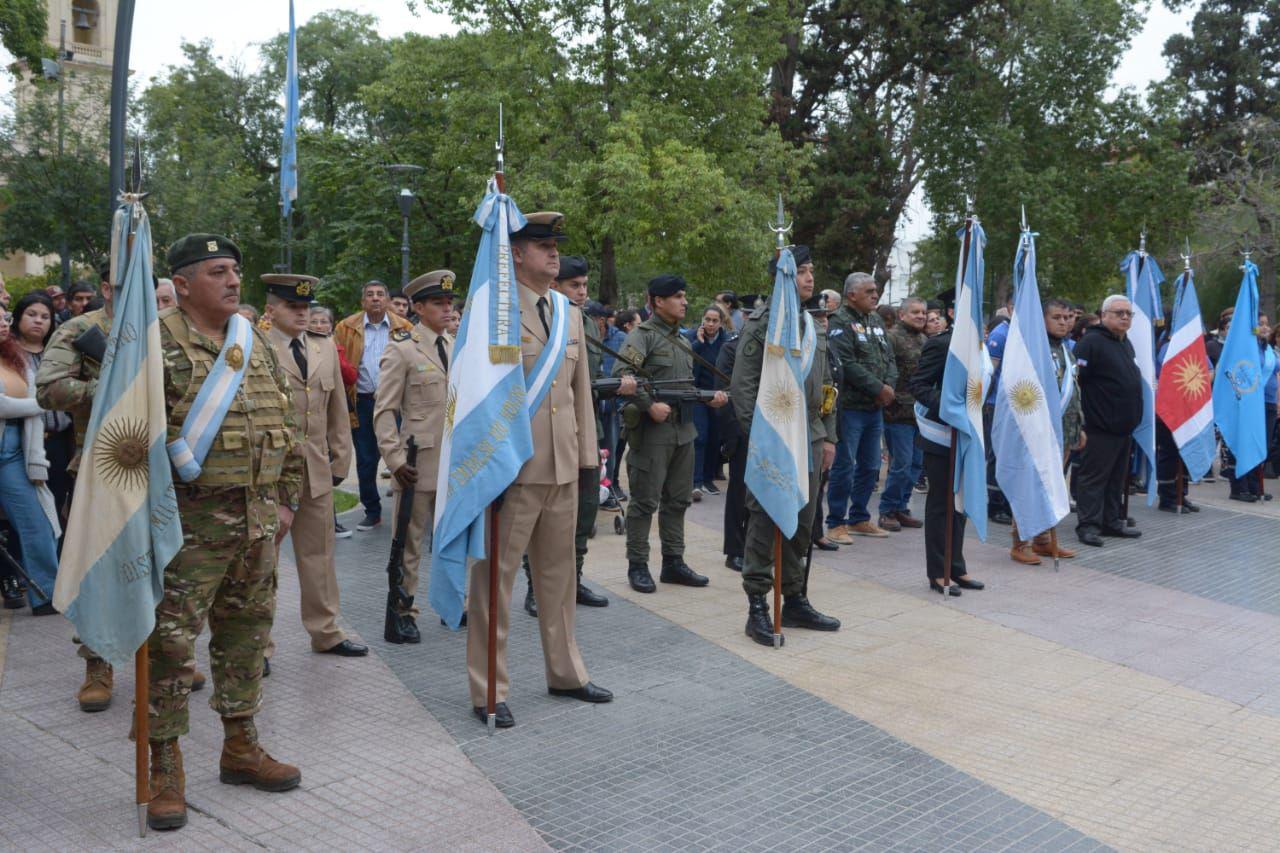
left=1072, top=295, right=1145, bottom=546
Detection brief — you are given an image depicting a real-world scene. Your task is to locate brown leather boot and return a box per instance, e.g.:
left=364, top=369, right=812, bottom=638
left=1032, top=532, right=1076, bottom=558
left=147, top=739, right=187, bottom=830
left=219, top=717, right=301, bottom=792
left=191, top=670, right=207, bottom=692
left=77, top=659, right=113, bottom=712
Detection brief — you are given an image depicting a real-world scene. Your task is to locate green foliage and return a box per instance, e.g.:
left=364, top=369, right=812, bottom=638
left=4, top=267, right=63, bottom=300
left=0, top=0, right=50, bottom=74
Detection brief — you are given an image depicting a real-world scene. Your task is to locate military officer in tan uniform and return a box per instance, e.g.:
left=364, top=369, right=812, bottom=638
left=263, top=274, right=367, bottom=660
left=373, top=269, right=456, bottom=643
left=466, top=212, right=613, bottom=728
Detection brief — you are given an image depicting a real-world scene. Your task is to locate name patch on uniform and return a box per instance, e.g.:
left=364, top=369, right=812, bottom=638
left=873, top=327, right=884, bottom=336
left=417, top=363, right=431, bottom=373
left=857, top=334, right=869, bottom=342
left=522, top=336, right=533, bottom=343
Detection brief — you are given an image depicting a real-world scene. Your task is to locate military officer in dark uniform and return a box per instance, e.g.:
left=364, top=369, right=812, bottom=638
left=612, top=275, right=727, bottom=592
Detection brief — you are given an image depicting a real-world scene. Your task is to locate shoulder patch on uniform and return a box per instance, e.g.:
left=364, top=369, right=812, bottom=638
left=621, top=344, right=644, bottom=367
left=391, top=329, right=411, bottom=342
left=830, top=328, right=844, bottom=337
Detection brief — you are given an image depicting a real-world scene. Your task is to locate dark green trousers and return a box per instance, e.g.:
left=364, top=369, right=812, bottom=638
left=624, top=439, right=693, bottom=563
left=743, top=441, right=822, bottom=597
left=575, top=466, right=600, bottom=561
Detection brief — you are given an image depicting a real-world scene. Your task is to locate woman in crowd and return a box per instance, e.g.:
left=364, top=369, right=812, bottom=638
left=0, top=306, right=61, bottom=614
left=12, top=293, right=73, bottom=534
left=687, top=304, right=729, bottom=499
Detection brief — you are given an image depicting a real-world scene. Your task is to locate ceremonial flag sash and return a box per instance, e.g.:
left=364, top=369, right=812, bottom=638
left=165, top=313, right=254, bottom=482
left=522, top=288, right=570, bottom=414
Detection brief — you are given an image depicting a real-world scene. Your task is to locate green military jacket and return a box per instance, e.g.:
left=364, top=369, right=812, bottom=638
left=827, top=304, right=897, bottom=411
left=730, top=305, right=838, bottom=445
left=612, top=314, right=697, bottom=446
left=1051, top=337, right=1083, bottom=451
left=35, top=308, right=111, bottom=473
left=581, top=306, right=604, bottom=439
left=884, top=324, right=926, bottom=424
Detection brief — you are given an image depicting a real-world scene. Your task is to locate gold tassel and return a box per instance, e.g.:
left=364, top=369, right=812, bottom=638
left=489, top=345, right=521, bottom=364
left=766, top=343, right=785, bottom=356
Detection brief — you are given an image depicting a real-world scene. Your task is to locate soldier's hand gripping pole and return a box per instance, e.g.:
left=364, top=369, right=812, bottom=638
left=384, top=437, right=418, bottom=643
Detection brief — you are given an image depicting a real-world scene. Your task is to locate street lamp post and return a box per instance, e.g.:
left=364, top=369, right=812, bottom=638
left=384, top=164, right=424, bottom=289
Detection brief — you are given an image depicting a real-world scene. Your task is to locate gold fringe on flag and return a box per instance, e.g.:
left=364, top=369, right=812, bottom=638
left=766, top=343, right=785, bottom=356
left=489, top=345, right=521, bottom=364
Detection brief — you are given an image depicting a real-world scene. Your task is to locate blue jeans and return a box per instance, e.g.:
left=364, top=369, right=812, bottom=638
left=826, top=408, right=883, bottom=528
left=353, top=393, right=382, bottom=519
left=691, top=404, right=720, bottom=486
left=0, top=423, right=58, bottom=607
left=879, top=422, right=922, bottom=514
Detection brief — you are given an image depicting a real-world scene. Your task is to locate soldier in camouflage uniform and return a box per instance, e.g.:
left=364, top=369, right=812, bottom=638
left=730, top=246, right=841, bottom=646
left=523, top=257, right=616, bottom=617
left=612, top=274, right=727, bottom=593
left=876, top=297, right=928, bottom=532
left=36, top=287, right=207, bottom=713
left=143, top=234, right=305, bottom=831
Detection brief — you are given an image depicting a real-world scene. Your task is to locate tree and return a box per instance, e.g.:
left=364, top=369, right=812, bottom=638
left=0, top=0, right=49, bottom=74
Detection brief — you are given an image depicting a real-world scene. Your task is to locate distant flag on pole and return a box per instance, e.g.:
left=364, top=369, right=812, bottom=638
left=52, top=197, right=182, bottom=667
left=280, top=0, right=299, bottom=217
left=1212, top=258, right=1267, bottom=475
left=938, top=217, right=992, bottom=541
left=1155, top=265, right=1215, bottom=481
left=1122, top=247, right=1163, bottom=505
left=992, top=223, right=1069, bottom=538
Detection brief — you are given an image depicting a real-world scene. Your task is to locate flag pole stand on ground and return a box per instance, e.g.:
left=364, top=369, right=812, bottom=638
left=135, top=645, right=149, bottom=836
left=772, top=528, right=783, bottom=648
left=943, top=429, right=957, bottom=598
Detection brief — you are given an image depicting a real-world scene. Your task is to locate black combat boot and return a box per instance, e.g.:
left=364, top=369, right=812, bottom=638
left=523, top=556, right=537, bottom=617
left=745, top=594, right=782, bottom=647
left=781, top=595, right=841, bottom=631
left=659, top=554, right=709, bottom=587
left=628, top=561, right=656, bottom=593
left=576, top=556, right=609, bottom=607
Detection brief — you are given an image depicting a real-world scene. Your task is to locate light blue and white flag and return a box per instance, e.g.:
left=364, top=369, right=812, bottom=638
left=1213, top=260, right=1267, bottom=475
left=430, top=184, right=533, bottom=629
left=745, top=247, right=815, bottom=538
left=939, top=219, right=992, bottom=541
left=52, top=199, right=182, bottom=667
left=1122, top=250, right=1163, bottom=505
left=992, top=230, right=1068, bottom=538
left=280, top=0, right=299, bottom=217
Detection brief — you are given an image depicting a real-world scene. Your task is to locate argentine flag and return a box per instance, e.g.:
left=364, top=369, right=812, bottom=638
left=1122, top=250, right=1163, bottom=506
left=744, top=247, right=814, bottom=538
left=1155, top=270, right=1215, bottom=481
left=52, top=199, right=182, bottom=667
left=430, top=185, right=533, bottom=629
left=992, top=230, right=1069, bottom=538
left=939, top=219, right=992, bottom=542
left=1212, top=260, right=1267, bottom=475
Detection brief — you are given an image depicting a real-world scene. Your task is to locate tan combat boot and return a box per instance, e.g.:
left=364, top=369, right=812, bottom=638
left=147, top=739, right=187, bottom=830
left=77, top=659, right=113, bottom=712
left=219, top=717, right=301, bottom=792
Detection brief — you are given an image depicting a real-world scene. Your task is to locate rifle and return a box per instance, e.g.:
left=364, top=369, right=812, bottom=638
left=590, top=376, right=730, bottom=404
left=384, top=436, right=418, bottom=644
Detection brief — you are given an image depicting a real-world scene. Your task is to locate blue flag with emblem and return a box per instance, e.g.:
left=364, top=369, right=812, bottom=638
left=1122, top=250, right=1163, bottom=505
left=52, top=198, right=183, bottom=667
left=280, top=0, right=299, bottom=217
left=1213, top=259, right=1267, bottom=475
left=939, top=218, right=992, bottom=541
left=430, top=183, right=537, bottom=629
left=745, top=247, right=815, bottom=538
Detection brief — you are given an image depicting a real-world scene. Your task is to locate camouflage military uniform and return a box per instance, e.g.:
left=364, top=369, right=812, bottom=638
left=148, top=306, right=302, bottom=740
left=731, top=305, right=838, bottom=596
left=612, top=315, right=697, bottom=567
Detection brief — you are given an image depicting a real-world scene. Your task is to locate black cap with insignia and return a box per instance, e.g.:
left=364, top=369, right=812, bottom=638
left=768, top=244, right=812, bottom=278
left=648, top=274, right=686, bottom=298
left=511, top=211, right=568, bottom=242
left=584, top=300, right=612, bottom=319
left=406, top=269, right=457, bottom=302
left=261, top=273, right=318, bottom=303
left=556, top=255, right=589, bottom=280
left=166, top=233, right=242, bottom=272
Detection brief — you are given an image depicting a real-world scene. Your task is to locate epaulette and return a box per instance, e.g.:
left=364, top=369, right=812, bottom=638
left=391, top=328, right=412, bottom=343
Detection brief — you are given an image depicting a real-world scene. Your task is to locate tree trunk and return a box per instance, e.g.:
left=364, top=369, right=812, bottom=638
left=599, top=235, right=618, bottom=307
left=1258, top=215, right=1276, bottom=318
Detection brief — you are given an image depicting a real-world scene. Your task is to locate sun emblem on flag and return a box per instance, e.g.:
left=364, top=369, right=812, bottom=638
left=762, top=378, right=800, bottom=425
left=94, top=418, right=150, bottom=491
left=1172, top=359, right=1210, bottom=399
left=1008, top=379, right=1043, bottom=415
left=966, top=378, right=984, bottom=411
left=444, top=384, right=458, bottom=435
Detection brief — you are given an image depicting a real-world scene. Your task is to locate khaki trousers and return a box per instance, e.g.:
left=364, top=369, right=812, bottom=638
left=270, top=477, right=346, bottom=654
left=466, top=482, right=589, bottom=707
left=389, top=485, right=437, bottom=616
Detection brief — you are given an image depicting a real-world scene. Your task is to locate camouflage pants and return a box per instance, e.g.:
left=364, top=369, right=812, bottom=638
left=147, top=487, right=278, bottom=740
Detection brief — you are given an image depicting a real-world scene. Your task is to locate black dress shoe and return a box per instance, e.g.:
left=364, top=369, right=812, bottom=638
left=1102, top=526, right=1142, bottom=539
left=523, top=583, right=538, bottom=617
left=400, top=616, right=422, bottom=644
left=725, top=555, right=744, bottom=572
left=1183, top=499, right=1200, bottom=512
left=745, top=593, right=782, bottom=645
left=660, top=557, right=709, bottom=587
left=628, top=562, right=656, bottom=593
left=954, top=576, right=984, bottom=590
left=781, top=595, right=841, bottom=631
left=1077, top=529, right=1104, bottom=547
left=321, top=639, right=369, bottom=657
left=576, top=582, right=609, bottom=607
left=30, top=602, right=57, bottom=616
left=1230, top=492, right=1258, bottom=503
left=549, top=682, right=613, bottom=703
left=702, top=482, right=721, bottom=496
left=473, top=702, right=515, bottom=728
left=814, top=538, right=839, bottom=552
left=930, top=581, right=961, bottom=597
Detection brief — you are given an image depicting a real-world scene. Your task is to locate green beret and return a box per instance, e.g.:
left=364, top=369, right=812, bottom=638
left=648, top=274, right=686, bottom=298
left=166, top=233, right=242, bottom=272
left=557, top=255, right=589, bottom=280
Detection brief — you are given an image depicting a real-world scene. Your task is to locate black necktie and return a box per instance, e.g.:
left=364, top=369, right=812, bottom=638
left=436, top=337, right=449, bottom=371
left=536, top=296, right=550, bottom=338
left=290, top=338, right=307, bottom=381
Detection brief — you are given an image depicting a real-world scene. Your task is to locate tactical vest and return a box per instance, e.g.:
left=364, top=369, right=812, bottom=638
left=161, top=311, right=294, bottom=489
left=71, top=310, right=111, bottom=456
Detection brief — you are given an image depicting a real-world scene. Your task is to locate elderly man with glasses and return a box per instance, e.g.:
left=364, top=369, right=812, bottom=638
left=1071, top=294, right=1145, bottom=546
